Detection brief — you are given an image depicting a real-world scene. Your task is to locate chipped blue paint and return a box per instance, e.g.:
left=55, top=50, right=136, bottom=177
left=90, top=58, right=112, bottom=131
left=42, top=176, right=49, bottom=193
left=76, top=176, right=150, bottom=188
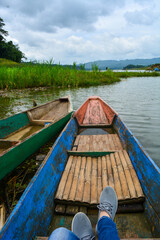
left=0, top=118, right=78, bottom=240
left=113, top=115, right=160, bottom=234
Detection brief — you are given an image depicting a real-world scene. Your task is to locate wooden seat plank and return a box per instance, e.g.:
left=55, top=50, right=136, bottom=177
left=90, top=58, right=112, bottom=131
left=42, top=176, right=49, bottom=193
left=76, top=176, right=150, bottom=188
left=55, top=156, right=73, bottom=200
left=114, top=152, right=130, bottom=199
left=114, top=135, right=124, bottom=150
left=123, top=150, right=144, bottom=198
left=72, top=135, right=80, bottom=151
left=62, top=156, right=77, bottom=200
left=83, top=157, right=92, bottom=203
left=68, top=156, right=82, bottom=201
left=91, top=157, right=97, bottom=204
left=108, top=134, right=115, bottom=151
left=119, top=151, right=137, bottom=198
left=97, top=157, right=102, bottom=200
left=106, top=155, right=115, bottom=189
left=75, top=157, right=86, bottom=201
left=102, top=156, right=108, bottom=189
left=110, top=153, right=123, bottom=200
left=104, top=135, right=111, bottom=151
left=75, top=134, right=123, bottom=152
left=89, top=135, right=94, bottom=151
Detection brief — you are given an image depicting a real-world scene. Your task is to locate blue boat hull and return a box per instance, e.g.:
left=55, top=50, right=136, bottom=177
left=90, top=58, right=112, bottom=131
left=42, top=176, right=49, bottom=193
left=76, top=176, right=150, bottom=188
left=0, top=112, right=160, bottom=239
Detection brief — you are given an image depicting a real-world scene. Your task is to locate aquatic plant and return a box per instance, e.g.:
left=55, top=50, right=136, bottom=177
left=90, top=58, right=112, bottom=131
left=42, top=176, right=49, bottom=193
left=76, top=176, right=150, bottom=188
left=0, top=61, right=120, bottom=89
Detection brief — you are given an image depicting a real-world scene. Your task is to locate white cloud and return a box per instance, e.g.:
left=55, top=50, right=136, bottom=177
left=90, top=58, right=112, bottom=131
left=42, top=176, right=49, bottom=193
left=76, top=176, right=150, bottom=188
left=0, top=0, right=160, bottom=63
left=124, top=8, right=160, bottom=25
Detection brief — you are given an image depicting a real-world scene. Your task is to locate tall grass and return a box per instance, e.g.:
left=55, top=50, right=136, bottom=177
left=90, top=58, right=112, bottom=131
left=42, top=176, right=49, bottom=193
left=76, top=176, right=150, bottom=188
left=0, top=61, right=159, bottom=90
left=114, top=71, right=160, bottom=78
left=0, top=62, right=120, bottom=90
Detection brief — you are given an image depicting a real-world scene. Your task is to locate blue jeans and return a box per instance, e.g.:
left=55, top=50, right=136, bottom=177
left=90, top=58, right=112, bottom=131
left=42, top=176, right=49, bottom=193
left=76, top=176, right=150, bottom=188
left=48, top=216, right=120, bottom=240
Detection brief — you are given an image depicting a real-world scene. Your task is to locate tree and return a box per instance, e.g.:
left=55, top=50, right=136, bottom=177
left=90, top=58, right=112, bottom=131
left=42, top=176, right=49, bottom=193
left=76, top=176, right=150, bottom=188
left=0, top=17, right=8, bottom=41
left=0, top=18, right=25, bottom=62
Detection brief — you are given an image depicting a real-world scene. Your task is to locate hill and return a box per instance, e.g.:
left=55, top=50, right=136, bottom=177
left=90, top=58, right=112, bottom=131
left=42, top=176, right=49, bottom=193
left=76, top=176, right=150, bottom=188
left=0, top=58, right=19, bottom=66
left=83, top=58, right=160, bottom=70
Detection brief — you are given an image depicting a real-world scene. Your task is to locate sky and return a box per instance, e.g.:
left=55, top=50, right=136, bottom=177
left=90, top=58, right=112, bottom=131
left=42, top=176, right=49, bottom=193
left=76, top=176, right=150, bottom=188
left=0, top=0, right=160, bottom=64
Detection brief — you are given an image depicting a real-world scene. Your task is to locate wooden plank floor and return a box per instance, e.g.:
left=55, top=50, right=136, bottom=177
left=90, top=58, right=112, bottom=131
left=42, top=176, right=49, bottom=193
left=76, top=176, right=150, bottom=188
left=72, top=134, right=123, bottom=152
left=5, top=125, right=42, bottom=141
left=40, top=102, right=68, bottom=122
left=82, top=100, right=109, bottom=125
left=55, top=150, right=144, bottom=205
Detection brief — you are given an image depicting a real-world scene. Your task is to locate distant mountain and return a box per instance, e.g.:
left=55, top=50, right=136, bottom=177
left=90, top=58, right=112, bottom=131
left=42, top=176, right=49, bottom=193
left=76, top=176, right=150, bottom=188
left=83, top=58, right=160, bottom=70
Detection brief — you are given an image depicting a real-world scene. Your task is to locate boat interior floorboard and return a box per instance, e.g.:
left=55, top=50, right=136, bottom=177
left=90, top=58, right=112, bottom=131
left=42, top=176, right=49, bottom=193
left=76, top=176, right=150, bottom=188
left=40, top=102, right=68, bottom=122
left=4, top=125, right=43, bottom=141
left=55, top=151, right=144, bottom=205
left=82, top=99, right=109, bottom=125
left=43, top=212, right=153, bottom=239
left=72, top=133, right=123, bottom=152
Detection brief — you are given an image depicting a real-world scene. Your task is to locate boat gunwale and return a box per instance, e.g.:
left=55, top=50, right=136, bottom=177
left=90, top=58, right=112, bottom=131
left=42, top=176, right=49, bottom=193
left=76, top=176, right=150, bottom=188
left=0, top=117, right=78, bottom=239
left=0, top=96, right=72, bottom=121
left=0, top=96, right=72, bottom=157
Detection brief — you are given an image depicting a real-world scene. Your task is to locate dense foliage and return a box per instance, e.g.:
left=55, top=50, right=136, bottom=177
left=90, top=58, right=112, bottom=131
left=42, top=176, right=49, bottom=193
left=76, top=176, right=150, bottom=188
left=123, top=64, right=145, bottom=70
left=0, top=18, right=25, bottom=62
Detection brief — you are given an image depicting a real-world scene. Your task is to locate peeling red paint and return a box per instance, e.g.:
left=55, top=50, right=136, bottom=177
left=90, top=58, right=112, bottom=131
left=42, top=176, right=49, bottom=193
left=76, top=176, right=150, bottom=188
left=74, top=96, right=116, bottom=125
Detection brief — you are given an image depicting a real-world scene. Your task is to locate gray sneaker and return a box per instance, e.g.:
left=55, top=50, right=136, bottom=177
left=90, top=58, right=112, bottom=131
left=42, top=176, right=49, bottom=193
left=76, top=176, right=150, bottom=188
left=72, top=212, right=95, bottom=240
left=97, top=186, right=118, bottom=220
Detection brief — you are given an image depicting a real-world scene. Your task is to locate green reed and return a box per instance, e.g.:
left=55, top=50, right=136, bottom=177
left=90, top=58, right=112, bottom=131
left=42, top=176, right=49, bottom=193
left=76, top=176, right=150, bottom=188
left=0, top=63, right=120, bottom=90
left=1, top=61, right=159, bottom=90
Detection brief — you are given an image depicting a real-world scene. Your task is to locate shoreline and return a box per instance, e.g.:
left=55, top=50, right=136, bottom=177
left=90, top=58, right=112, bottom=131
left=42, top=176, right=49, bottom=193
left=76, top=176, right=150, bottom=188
left=0, top=64, right=160, bottom=91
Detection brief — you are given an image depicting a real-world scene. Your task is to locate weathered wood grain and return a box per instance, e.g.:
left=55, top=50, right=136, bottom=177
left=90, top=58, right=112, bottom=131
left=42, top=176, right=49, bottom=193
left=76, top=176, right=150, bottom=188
left=114, top=152, right=130, bottom=199
left=102, top=156, right=108, bottom=189
left=110, top=153, right=123, bottom=200
left=56, top=151, right=144, bottom=205
left=55, top=156, right=73, bottom=199
left=123, top=150, right=144, bottom=198
left=83, top=100, right=108, bottom=125
left=106, top=155, right=114, bottom=189
left=75, top=157, right=86, bottom=201
left=119, top=151, right=136, bottom=198
left=91, top=157, right=97, bottom=204
left=68, top=156, right=82, bottom=201
left=97, top=156, right=102, bottom=201
left=73, top=134, right=124, bottom=152
left=63, top=156, right=77, bottom=200
left=83, top=156, right=92, bottom=203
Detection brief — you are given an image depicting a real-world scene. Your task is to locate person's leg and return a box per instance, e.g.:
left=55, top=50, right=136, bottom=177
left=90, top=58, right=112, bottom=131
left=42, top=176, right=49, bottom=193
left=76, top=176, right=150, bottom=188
left=97, top=186, right=120, bottom=240
left=48, top=227, right=80, bottom=240
left=97, top=216, right=119, bottom=240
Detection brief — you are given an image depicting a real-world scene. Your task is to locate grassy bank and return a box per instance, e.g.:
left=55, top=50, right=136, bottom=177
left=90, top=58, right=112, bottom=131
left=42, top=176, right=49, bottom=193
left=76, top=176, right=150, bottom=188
left=0, top=63, right=120, bottom=89
left=0, top=61, right=160, bottom=90
left=114, top=71, right=160, bottom=78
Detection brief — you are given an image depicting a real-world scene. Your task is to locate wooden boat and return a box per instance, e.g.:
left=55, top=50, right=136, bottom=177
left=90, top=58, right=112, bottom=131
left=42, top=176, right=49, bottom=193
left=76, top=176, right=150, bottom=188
left=0, top=96, right=160, bottom=239
left=0, top=96, right=72, bottom=181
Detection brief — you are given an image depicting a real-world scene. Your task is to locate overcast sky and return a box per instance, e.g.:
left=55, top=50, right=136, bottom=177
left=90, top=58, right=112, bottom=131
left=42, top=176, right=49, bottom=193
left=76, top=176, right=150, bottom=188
left=0, top=0, right=160, bottom=64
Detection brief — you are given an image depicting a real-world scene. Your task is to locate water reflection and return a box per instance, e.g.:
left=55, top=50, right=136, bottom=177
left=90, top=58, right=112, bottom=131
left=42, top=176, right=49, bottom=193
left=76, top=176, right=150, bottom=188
left=0, top=77, right=160, bottom=167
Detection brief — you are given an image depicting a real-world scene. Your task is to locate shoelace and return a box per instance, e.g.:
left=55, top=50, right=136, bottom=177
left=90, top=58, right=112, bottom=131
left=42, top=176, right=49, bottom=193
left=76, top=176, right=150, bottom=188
left=97, top=202, right=113, bottom=215
left=81, top=234, right=95, bottom=240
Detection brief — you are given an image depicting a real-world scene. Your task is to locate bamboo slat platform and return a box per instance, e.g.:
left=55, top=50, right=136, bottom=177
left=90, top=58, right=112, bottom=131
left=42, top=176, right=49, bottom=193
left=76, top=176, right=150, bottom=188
left=72, top=134, right=123, bottom=151
left=55, top=150, right=144, bottom=206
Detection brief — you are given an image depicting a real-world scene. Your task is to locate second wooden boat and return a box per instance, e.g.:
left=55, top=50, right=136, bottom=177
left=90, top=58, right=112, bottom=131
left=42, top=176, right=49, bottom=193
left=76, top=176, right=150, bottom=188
left=0, top=96, right=160, bottom=239
left=0, top=96, right=72, bottom=180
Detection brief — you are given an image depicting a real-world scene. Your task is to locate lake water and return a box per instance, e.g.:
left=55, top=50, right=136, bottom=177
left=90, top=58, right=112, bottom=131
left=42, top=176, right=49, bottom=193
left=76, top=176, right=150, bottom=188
left=0, top=77, right=160, bottom=167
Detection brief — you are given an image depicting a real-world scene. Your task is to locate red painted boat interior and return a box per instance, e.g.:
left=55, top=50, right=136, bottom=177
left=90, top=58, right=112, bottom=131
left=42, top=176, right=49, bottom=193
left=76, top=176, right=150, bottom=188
left=74, top=96, right=116, bottom=125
